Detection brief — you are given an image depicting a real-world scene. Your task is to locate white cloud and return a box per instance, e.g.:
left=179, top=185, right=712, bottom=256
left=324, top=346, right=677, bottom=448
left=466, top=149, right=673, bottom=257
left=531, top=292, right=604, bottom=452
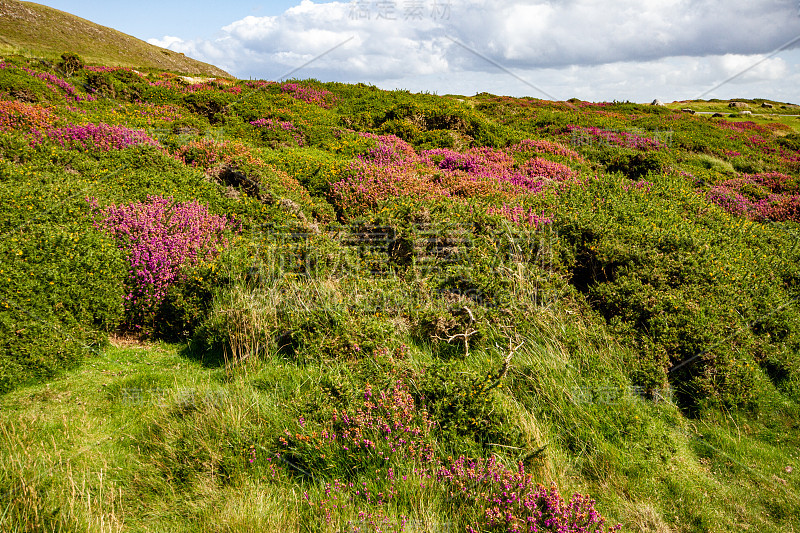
left=147, top=0, right=800, bottom=102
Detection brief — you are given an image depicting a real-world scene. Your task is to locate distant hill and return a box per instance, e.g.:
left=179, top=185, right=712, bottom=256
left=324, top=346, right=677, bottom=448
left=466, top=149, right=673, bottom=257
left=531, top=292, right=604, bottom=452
left=0, top=0, right=231, bottom=77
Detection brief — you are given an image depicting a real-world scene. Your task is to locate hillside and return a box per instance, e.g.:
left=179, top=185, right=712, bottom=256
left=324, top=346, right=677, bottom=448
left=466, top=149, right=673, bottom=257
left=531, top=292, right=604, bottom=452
left=0, top=0, right=230, bottom=77
left=1, top=55, right=800, bottom=532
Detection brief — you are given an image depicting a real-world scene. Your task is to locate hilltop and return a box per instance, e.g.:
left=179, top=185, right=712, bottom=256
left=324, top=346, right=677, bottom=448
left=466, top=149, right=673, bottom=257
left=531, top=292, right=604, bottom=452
left=1, top=54, right=799, bottom=532
left=0, top=0, right=230, bottom=77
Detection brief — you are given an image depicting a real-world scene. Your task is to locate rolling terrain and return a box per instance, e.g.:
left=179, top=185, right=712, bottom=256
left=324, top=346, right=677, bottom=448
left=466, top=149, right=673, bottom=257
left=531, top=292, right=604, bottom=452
left=0, top=0, right=230, bottom=77
left=1, top=12, right=800, bottom=532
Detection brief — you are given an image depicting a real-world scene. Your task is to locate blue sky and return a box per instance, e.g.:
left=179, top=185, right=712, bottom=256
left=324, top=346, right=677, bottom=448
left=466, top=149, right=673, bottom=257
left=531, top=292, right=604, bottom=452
left=32, top=1, right=800, bottom=103
left=33, top=1, right=303, bottom=40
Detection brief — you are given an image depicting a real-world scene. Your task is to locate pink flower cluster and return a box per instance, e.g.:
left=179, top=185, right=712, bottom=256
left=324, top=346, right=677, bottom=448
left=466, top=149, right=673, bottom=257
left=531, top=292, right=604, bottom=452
left=439, top=457, right=621, bottom=533
left=284, top=381, right=436, bottom=468
left=0, top=100, right=56, bottom=133
left=509, top=139, right=582, bottom=160
left=622, top=179, right=653, bottom=192
left=717, top=121, right=769, bottom=134
left=84, top=66, right=134, bottom=73
left=516, top=157, right=578, bottom=187
left=489, top=205, right=553, bottom=229
left=566, top=125, right=666, bottom=150
left=276, top=381, right=619, bottom=532
left=88, top=195, right=236, bottom=327
left=330, top=133, right=579, bottom=216
left=250, top=118, right=305, bottom=146
left=357, top=131, right=421, bottom=167
left=425, top=147, right=578, bottom=189
left=129, top=103, right=185, bottom=124
left=422, top=147, right=577, bottom=194
left=280, top=82, right=336, bottom=108
left=39, top=123, right=159, bottom=151
left=176, top=138, right=261, bottom=169
left=708, top=172, right=800, bottom=222
left=20, top=67, right=96, bottom=102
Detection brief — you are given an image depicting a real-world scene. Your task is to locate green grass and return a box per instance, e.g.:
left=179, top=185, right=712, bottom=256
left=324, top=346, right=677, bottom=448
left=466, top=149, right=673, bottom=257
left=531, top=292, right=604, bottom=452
left=2, top=313, right=799, bottom=531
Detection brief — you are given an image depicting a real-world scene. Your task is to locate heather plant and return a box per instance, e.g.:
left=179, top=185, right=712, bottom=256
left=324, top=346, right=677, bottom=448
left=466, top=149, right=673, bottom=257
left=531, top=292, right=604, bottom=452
left=708, top=171, right=800, bottom=222
left=280, top=82, right=336, bottom=108
left=279, top=381, right=436, bottom=480
left=273, top=380, right=620, bottom=532
left=509, top=138, right=583, bottom=160
left=0, top=100, right=56, bottom=133
left=20, top=66, right=95, bottom=102
left=250, top=118, right=306, bottom=147
left=5, top=56, right=800, bottom=533
left=331, top=136, right=578, bottom=217
left=566, top=125, right=667, bottom=151
left=437, top=458, right=621, bottom=533
left=38, top=123, right=160, bottom=151
left=88, top=195, right=236, bottom=329
left=177, top=138, right=261, bottom=169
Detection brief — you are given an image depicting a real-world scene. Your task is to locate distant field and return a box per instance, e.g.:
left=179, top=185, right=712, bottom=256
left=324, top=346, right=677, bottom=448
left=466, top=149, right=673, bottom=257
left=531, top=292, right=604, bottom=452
left=666, top=100, right=800, bottom=133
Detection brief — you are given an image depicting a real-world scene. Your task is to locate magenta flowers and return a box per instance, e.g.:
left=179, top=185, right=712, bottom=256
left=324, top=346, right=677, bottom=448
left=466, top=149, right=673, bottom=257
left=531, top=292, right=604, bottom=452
left=250, top=118, right=305, bottom=146
left=280, top=83, right=336, bottom=108
left=329, top=133, right=579, bottom=216
left=88, top=195, right=236, bottom=328
left=566, top=125, right=667, bottom=151
left=707, top=172, right=800, bottom=222
left=277, top=381, right=619, bottom=532
left=41, top=123, right=160, bottom=151
left=21, top=67, right=96, bottom=102
left=489, top=205, right=553, bottom=229
left=438, top=457, right=621, bottom=533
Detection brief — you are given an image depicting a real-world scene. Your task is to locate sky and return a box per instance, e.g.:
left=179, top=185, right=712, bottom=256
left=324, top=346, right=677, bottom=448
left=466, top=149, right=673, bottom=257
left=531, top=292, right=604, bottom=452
left=33, top=0, right=800, bottom=103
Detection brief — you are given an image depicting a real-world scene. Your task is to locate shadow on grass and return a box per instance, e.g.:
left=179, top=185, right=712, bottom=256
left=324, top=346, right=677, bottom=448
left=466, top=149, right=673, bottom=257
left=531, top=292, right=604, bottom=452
left=178, top=341, right=227, bottom=369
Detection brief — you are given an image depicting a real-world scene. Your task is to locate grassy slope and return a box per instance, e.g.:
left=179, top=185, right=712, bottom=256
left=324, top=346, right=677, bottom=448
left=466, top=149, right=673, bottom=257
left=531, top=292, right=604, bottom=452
left=2, top=312, right=798, bottom=532
left=1, top=58, right=800, bottom=532
left=0, top=0, right=230, bottom=77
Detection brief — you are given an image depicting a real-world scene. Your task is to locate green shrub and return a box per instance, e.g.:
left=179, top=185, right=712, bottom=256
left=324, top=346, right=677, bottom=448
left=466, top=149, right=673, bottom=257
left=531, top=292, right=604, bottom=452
left=418, top=360, right=523, bottom=454
left=183, top=90, right=236, bottom=123
left=0, top=195, right=126, bottom=391
left=57, top=52, right=84, bottom=76
left=0, top=66, right=60, bottom=103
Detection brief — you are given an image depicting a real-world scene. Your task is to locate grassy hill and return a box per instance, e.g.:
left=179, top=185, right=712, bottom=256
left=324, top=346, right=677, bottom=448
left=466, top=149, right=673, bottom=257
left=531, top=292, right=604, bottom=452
left=1, top=54, right=800, bottom=532
left=0, top=0, right=230, bottom=77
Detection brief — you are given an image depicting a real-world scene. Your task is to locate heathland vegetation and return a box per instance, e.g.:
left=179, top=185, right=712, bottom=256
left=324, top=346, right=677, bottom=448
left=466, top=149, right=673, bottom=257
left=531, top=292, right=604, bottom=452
left=1, top=52, right=799, bottom=532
